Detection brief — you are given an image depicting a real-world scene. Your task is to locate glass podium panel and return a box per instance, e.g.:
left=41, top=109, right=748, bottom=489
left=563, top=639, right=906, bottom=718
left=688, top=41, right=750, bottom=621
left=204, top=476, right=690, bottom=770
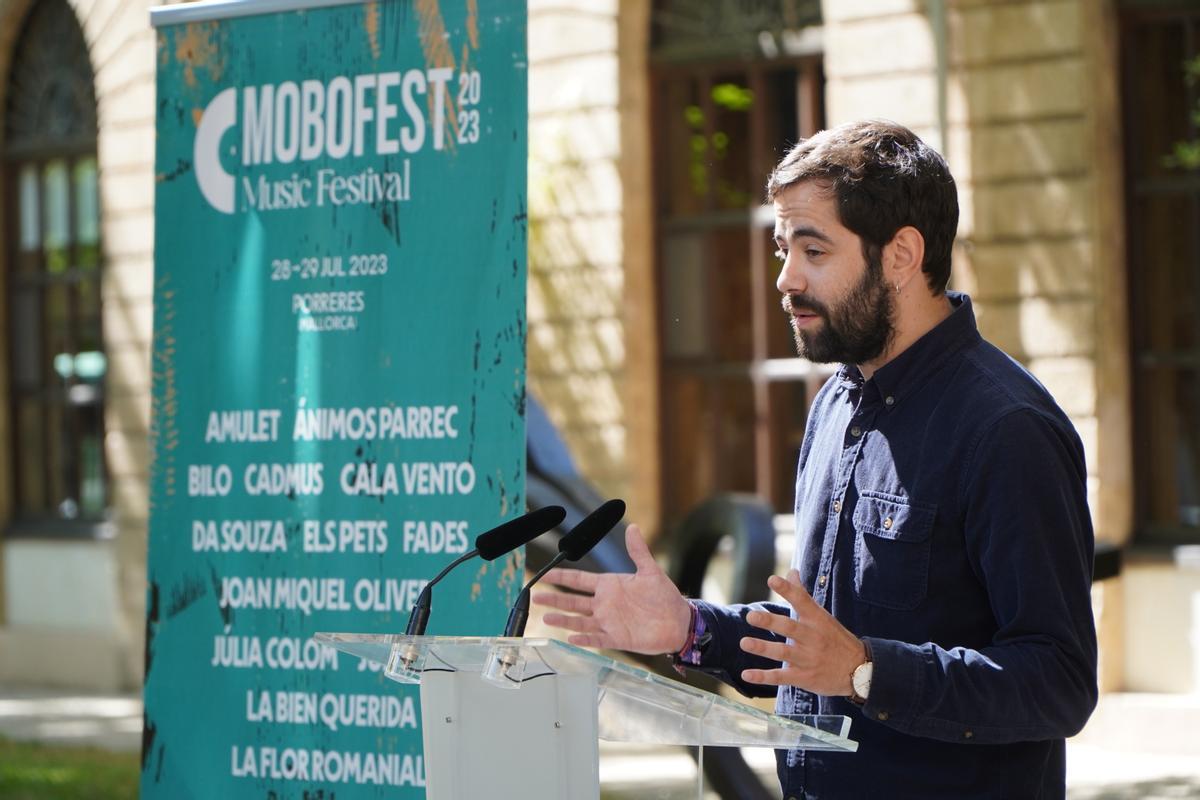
left=315, top=632, right=857, bottom=752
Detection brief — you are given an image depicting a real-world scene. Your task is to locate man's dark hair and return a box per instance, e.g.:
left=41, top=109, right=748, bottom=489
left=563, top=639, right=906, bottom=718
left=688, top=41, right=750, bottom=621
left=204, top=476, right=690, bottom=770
left=766, top=119, right=958, bottom=294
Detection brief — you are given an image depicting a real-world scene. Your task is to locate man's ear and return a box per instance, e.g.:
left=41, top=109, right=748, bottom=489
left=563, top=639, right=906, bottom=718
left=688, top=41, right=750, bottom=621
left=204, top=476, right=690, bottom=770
left=883, top=226, right=925, bottom=292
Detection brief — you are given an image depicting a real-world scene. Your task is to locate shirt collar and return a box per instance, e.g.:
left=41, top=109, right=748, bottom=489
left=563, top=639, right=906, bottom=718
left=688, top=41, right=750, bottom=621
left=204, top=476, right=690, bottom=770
left=839, top=291, right=981, bottom=407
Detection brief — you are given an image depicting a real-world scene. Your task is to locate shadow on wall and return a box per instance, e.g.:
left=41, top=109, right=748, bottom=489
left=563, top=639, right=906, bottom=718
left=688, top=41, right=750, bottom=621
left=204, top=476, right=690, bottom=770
left=526, top=132, right=628, bottom=501
left=945, top=1, right=1096, bottom=364
left=941, top=1, right=1135, bottom=576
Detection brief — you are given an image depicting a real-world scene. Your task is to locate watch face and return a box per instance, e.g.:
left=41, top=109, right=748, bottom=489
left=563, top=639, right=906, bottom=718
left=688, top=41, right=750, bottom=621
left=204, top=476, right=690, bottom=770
left=853, top=662, right=873, bottom=696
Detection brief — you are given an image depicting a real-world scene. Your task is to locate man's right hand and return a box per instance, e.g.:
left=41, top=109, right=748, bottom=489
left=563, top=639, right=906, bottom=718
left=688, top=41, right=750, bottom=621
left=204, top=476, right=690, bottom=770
left=532, top=524, right=693, bottom=655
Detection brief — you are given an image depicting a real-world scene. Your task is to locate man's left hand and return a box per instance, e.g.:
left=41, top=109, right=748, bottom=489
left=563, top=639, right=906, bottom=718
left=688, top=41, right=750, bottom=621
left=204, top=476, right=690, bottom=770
left=740, top=569, right=867, bottom=697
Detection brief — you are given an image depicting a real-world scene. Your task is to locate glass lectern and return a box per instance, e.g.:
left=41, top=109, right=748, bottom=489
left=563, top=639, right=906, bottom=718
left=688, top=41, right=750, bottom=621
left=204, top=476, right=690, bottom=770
left=316, top=633, right=857, bottom=799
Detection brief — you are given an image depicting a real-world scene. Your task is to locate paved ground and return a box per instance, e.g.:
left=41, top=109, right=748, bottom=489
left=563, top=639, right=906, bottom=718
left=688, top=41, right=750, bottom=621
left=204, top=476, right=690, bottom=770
left=597, top=741, right=1200, bottom=800
left=0, top=685, right=141, bottom=752
left=1067, top=746, right=1200, bottom=800
left=1, top=685, right=1198, bottom=798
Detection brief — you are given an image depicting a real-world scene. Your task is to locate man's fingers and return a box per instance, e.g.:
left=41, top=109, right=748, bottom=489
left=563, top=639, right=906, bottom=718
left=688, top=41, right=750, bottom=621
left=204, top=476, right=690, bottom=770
left=767, top=570, right=818, bottom=612
left=542, top=567, right=598, bottom=593
left=740, top=667, right=799, bottom=687
left=624, top=525, right=659, bottom=574
left=745, top=608, right=801, bottom=639
left=531, top=591, right=593, bottom=615
left=739, top=636, right=797, bottom=666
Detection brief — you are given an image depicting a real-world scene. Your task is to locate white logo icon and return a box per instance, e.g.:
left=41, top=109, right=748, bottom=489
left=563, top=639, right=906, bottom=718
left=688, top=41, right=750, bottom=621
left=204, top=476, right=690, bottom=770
left=194, top=87, right=237, bottom=214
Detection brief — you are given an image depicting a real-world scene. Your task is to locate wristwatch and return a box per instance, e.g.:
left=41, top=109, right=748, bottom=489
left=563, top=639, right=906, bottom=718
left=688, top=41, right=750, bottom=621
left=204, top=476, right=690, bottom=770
left=849, top=641, right=873, bottom=705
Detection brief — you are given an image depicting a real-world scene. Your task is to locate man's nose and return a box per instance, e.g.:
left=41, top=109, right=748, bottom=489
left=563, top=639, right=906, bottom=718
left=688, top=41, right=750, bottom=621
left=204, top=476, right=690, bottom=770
left=776, top=254, right=806, bottom=296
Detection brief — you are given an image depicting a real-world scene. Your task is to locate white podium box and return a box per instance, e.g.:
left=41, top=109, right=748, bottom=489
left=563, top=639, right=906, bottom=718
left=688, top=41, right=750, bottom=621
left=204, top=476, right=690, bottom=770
left=315, top=633, right=857, bottom=799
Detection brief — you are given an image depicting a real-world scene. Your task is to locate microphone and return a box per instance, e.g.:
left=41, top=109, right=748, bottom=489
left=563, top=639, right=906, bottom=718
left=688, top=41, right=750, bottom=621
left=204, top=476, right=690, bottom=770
left=503, top=498, right=625, bottom=638
left=404, top=505, right=566, bottom=636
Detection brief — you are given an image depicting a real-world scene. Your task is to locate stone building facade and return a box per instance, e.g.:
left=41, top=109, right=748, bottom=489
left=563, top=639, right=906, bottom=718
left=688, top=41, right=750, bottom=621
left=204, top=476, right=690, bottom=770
left=0, top=0, right=1196, bottom=706
left=822, top=0, right=1133, bottom=691
left=522, top=0, right=1195, bottom=696
left=0, top=0, right=156, bottom=689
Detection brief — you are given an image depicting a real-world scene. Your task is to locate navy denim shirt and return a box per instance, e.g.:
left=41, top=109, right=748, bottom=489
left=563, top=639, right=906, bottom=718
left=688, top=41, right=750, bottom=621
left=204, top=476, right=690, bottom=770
left=692, top=293, right=1097, bottom=799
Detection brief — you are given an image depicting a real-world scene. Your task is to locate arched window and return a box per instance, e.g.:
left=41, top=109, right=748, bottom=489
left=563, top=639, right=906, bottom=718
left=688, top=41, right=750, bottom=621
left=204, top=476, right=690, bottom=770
left=4, top=0, right=105, bottom=529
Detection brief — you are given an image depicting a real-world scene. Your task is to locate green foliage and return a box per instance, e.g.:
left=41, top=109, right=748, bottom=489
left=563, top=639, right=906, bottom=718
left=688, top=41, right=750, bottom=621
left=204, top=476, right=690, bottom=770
left=0, top=738, right=138, bottom=800
left=681, top=83, right=755, bottom=207
left=1164, top=140, right=1200, bottom=170
left=1164, top=55, right=1200, bottom=171
left=1185, top=54, right=1200, bottom=83
left=711, top=82, right=754, bottom=112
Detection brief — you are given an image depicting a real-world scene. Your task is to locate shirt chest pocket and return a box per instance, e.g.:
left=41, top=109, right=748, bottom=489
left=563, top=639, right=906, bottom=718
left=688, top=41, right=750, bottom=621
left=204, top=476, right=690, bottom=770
left=852, top=491, right=937, bottom=611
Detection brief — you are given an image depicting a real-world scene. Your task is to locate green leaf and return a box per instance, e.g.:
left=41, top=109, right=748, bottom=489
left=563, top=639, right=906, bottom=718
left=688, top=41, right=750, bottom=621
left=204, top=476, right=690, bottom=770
left=1163, top=140, right=1200, bottom=171
left=711, top=82, right=753, bottom=112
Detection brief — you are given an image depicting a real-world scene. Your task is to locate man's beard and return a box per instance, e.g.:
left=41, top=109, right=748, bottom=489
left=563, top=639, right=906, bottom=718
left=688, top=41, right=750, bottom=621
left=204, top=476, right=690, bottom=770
left=784, top=249, right=896, bottom=365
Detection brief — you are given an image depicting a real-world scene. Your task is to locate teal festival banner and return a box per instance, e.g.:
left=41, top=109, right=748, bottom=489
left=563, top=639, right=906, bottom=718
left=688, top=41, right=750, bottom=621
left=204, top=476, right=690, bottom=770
left=145, top=1, right=527, bottom=795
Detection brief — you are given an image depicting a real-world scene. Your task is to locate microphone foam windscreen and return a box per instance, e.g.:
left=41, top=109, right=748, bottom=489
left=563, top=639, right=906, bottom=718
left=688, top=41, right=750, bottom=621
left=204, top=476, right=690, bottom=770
left=475, top=505, right=566, bottom=561
left=559, top=499, right=625, bottom=561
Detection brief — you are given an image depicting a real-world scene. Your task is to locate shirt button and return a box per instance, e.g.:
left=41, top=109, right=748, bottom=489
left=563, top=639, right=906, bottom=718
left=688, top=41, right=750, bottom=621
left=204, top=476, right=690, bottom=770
left=885, top=395, right=895, bottom=406
left=818, top=574, right=827, bottom=587
left=833, top=500, right=842, bottom=513
left=877, top=711, right=890, bottom=721
left=850, top=426, right=863, bottom=438
left=883, top=517, right=893, bottom=529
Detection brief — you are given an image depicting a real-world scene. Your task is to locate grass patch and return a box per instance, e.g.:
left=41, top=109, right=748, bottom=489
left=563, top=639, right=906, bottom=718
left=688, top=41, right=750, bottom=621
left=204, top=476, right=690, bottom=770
left=0, top=737, right=138, bottom=800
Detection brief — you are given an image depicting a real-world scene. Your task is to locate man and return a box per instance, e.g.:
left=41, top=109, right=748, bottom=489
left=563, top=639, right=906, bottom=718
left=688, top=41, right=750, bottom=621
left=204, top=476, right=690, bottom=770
left=535, top=119, right=1097, bottom=799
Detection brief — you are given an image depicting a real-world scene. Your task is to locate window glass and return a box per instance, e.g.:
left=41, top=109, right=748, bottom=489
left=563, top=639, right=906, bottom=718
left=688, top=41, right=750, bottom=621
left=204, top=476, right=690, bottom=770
left=11, top=288, right=42, bottom=390
left=44, top=281, right=70, bottom=354
left=19, top=164, right=39, bottom=253
left=662, top=233, right=708, bottom=359
left=78, top=274, right=100, bottom=324
left=16, top=400, right=45, bottom=511
left=80, top=424, right=105, bottom=518
left=43, top=159, right=71, bottom=273
left=661, top=77, right=705, bottom=218
left=44, top=395, right=66, bottom=516
left=1123, top=11, right=1200, bottom=541
left=709, top=76, right=755, bottom=211
left=656, top=60, right=824, bottom=523
left=75, top=157, right=99, bottom=248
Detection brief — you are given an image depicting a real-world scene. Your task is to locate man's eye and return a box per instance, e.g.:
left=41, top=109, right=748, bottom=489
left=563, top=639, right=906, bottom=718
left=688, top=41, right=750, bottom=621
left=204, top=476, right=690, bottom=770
left=806, top=248, right=824, bottom=258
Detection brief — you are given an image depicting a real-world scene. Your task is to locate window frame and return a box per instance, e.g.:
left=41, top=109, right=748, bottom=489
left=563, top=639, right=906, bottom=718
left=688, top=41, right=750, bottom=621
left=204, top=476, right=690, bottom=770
left=1119, top=3, right=1200, bottom=545
left=651, top=53, right=830, bottom=526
